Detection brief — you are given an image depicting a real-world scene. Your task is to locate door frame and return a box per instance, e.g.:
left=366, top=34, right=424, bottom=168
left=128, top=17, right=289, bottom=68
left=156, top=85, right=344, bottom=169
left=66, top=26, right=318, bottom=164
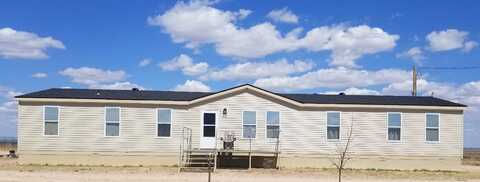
left=200, top=111, right=218, bottom=149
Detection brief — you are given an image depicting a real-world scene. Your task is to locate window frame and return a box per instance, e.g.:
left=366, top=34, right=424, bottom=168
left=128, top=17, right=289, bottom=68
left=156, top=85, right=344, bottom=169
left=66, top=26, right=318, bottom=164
left=386, top=112, right=402, bottom=142
left=104, top=106, right=121, bottom=137
left=425, top=113, right=440, bottom=143
left=326, top=111, right=341, bottom=141
left=201, top=111, right=217, bottom=138
left=156, top=108, right=173, bottom=138
left=265, top=111, right=280, bottom=140
left=43, top=105, right=60, bottom=136
left=242, top=110, right=257, bottom=139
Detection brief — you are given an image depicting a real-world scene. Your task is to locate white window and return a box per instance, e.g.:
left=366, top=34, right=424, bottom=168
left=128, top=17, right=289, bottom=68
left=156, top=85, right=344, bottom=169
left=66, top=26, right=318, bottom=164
left=387, top=113, right=401, bottom=141
left=426, top=113, right=440, bottom=142
left=266, top=111, right=280, bottom=139
left=44, top=106, right=59, bottom=136
left=157, top=109, right=172, bottom=137
left=105, top=107, right=120, bottom=136
left=243, top=111, right=256, bottom=139
left=203, top=112, right=216, bottom=137
left=327, top=112, right=340, bottom=140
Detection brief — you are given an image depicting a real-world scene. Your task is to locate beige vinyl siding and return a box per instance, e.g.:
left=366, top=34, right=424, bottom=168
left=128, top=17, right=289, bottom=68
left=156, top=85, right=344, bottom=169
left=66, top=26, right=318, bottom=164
left=18, top=104, right=181, bottom=154
left=17, top=91, right=463, bottom=158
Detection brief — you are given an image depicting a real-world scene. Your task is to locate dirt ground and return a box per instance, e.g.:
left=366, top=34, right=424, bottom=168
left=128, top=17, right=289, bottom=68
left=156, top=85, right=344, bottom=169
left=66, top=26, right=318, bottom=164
left=464, top=149, right=480, bottom=166
left=1, top=159, right=480, bottom=182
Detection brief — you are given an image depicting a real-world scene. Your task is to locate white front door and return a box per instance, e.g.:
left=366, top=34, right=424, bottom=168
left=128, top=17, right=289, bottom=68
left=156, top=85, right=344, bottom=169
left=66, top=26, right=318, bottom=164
left=200, top=112, right=216, bottom=149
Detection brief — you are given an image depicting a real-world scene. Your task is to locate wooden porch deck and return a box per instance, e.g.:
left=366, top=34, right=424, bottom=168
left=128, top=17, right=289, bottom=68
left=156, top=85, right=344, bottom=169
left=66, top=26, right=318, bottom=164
left=180, top=148, right=280, bottom=171
left=185, top=148, right=280, bottom=155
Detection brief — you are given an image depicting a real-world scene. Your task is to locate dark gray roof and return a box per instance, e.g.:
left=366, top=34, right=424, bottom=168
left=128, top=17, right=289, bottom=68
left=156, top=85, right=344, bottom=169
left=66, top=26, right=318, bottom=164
left=16, top=85, right=466, bottom=107
left=278, top=93, right=465, bottom=107
left=16, top=88, right=212, bottom=101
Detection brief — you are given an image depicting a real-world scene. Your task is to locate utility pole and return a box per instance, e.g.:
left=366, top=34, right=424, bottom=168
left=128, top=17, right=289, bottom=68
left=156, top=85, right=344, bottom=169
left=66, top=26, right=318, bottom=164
left=412, top=65, right=417, bottom=96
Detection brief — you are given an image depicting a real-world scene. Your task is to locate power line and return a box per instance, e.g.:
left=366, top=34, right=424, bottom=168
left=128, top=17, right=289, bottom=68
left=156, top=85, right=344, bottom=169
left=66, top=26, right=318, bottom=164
left=411, top=65, right=480, bottom=97
left=418, top=66, right=480, bottom=70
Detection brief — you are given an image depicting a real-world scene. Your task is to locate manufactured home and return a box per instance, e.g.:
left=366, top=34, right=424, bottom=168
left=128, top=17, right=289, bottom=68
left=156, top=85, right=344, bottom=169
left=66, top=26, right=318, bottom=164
left=15, top=84, right=466, bottom=170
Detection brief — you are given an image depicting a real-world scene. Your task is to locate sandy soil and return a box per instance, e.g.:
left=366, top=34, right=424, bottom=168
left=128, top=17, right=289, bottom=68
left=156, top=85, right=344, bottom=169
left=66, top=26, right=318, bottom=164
left=2, top=169, right=480, bottom=182
left=1, top=159, right=480, bottom=182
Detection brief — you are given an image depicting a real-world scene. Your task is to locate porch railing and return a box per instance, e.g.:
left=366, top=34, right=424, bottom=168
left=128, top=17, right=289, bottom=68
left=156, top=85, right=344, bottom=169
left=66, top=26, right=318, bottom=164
left=178, top=127, right=192, bottom=170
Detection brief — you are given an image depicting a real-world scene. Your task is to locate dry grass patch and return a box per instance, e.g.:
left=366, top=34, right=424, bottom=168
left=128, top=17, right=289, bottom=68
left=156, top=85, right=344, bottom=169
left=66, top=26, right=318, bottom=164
left=464, top=149, right=480, bottom=166
left=280, top=167, right=480, bottom=181
left=0, top=143, right=16, bottom=154
left=1, top=158, right=480, bottom=181
left=0, top=158, right=177, bottom=174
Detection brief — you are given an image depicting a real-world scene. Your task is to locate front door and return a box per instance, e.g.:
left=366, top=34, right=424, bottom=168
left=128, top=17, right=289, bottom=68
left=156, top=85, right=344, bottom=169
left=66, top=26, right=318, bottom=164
left=200, top=112, right=216, bottom=149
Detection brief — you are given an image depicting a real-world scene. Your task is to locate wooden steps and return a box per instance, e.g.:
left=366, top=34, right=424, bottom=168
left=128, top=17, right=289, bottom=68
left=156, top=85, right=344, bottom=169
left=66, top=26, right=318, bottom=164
left=179, top=150, right=215, bottom=172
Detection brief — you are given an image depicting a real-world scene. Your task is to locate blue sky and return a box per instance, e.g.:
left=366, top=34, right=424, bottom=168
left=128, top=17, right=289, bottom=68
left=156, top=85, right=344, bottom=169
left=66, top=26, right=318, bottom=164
left=0, top=0, right=479, bottom=147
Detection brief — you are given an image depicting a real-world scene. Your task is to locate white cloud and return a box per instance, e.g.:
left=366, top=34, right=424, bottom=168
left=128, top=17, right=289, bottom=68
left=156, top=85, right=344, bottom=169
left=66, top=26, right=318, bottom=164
left=174, top=80, right=211, bottom=92
left=59, top=67, right=127, bottom=85
left=458, top=81, right=480, bottom=98
left=300, top=25, right=399, bottom=67
left=267, top=7, right=299, bottom=24
left=396, top=47, right=426, bottom=62
left=183, top=62, right=209, bottom=76
left=344, top=87, right=380, bottom=95
left=149, top=2, right=398, bottom=67
left=159, top=54, right=209, bottom=76
left=213, top=22, right=301, bottom=59
left=381, top=79, right=480, bottom=108
left=147, top=1, right=240, bottom=48
left=93, top=81, right=144, bottom=90
left=59, top=67, right=143, bottom=90
left=234, top=9, right=252, bottom=20
left=463, top=41, right=478, bottom=52
left=254, top=67, right=410, bottom=91
left=426, top=29, right=477, bottom=52
left=139, top=58, right=152, bottom=67
left=0, top=27, right=65, bottom=59
left=0, top=86, right=21, bottom=136
left=323, top=87, right=380, bottom=95
left=201, top=59, right=314, bottom=81
left=382, top=79, right=457, bottom=97
left=32, top=72, right=48, bottom=78
left=0, top=87, right=21, bottom=112
left=159, top=55, right=313, bottom=81
left=159, top=54, right=193, bottom=71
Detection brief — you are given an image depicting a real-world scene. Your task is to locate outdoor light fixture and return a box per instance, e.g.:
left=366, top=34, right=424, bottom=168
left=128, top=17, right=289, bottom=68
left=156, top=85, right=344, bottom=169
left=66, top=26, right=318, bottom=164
left=222, top=108, right=227, bottom=116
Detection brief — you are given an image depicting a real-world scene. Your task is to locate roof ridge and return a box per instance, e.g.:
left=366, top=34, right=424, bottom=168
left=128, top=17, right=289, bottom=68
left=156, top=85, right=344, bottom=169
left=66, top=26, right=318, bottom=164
left=48, top=87, right=213, bottom=93
left=279, top=93, right=437, bottom=98
left=47, top=88, right=441, bottom=98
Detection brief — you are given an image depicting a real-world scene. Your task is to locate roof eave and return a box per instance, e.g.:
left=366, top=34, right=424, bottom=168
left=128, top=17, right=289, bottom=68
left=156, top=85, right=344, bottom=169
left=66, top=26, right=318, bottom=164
left=302, top=103, right=465, bottom=110
left=16, top=97, right=190, bottom=106
left=16, top=97, right=466, bottom=110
